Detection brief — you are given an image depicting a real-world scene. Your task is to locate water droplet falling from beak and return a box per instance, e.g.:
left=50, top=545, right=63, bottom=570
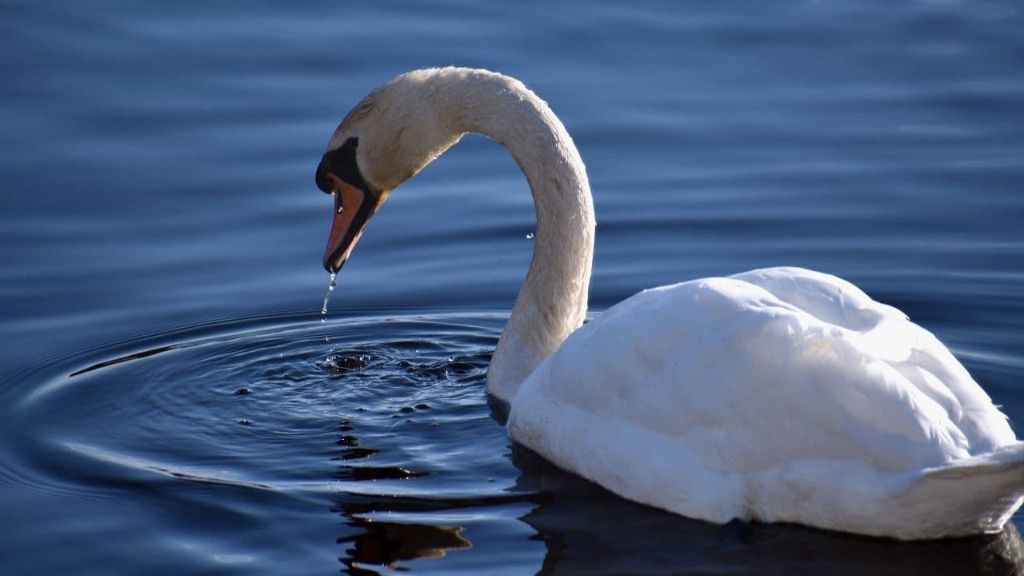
left=320, top=272, right=337, bottom=322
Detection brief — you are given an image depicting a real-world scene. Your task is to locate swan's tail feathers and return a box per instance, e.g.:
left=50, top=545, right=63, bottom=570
left=896, top=442, right=1024, bottom=539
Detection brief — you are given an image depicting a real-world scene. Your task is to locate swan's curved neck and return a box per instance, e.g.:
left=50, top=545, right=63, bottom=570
left=440, top=72, right=595, bottom=403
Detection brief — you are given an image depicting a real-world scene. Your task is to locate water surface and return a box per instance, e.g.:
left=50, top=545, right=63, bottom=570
left=1, top=1, right=1023, bottom=574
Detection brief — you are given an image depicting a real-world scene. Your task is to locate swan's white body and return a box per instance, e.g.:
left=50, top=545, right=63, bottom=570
left=510, top=268, right=1024, bottom=539
left=322, top=67, right=1024, bottom=540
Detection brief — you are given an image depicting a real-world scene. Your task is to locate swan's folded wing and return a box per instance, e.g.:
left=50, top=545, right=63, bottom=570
left=734, top=266, right=1016, bottom=452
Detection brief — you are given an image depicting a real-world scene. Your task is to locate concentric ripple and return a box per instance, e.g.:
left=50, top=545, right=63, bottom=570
left=8, top=312, right=546, bottom=574
left=4, top=311, right=1023, bottom=575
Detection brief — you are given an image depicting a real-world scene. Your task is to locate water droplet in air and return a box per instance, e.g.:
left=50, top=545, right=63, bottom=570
left=525, top=231, right=535, bottom=239
left=320, top=272, right=337, bottom=322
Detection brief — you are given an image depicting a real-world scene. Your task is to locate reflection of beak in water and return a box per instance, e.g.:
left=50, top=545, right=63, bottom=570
left=331, top=418, right=472, bottom=575
left=337, top=509, right=471, bottom=574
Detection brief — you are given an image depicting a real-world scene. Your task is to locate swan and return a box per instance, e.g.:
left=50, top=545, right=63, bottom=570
left=314, top=67, right=1024, bottom=540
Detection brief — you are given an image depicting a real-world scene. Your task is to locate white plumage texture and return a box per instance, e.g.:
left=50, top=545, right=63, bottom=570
left=508, top=266, right=1022, bottom=538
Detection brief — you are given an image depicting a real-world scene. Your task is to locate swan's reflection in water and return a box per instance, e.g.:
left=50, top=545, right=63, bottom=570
left=333, top=439, right=1023, bottom=576
left=511, top=445, right=1024, bottom=576
left=331, top=431, right=464, bottom=572
left=337, top=502, right=471, bottom=575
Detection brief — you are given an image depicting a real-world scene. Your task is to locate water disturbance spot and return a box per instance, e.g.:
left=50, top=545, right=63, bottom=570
left=324, top=353, right=370, bottom=373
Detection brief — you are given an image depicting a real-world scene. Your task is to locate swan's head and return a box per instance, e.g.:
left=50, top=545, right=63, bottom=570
left=315, top=70, right=464, bottom=272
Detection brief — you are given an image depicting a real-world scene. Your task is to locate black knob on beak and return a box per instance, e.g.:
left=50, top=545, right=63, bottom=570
left=315, top=137, right=368, bottom=194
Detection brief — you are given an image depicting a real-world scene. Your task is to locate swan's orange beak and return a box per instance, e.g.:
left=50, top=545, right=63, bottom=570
left=323, top=174, right=384, bottom=273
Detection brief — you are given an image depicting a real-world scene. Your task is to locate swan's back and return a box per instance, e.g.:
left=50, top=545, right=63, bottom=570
left=508, top=267, right=1021, bottom=538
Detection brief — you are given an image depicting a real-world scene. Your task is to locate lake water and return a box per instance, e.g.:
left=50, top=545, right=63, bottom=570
left=2, top=1, right=1023, bottom=574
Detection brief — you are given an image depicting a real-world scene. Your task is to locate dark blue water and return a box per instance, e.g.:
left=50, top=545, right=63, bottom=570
left=2, top=1, right=1023, bottom=574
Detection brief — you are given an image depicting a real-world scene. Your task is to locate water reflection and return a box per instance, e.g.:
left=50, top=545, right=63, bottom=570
left=328, top=407, right=1022, bottom=576
left=510, top=446, right=1024, bottom=576
left=331, top=415, right=473, bottom=574
left=336, top=504, right=471, bottom=575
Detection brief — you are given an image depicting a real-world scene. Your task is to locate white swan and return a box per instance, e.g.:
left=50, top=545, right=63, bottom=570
left=314, top=67, right=1024, bottom=540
